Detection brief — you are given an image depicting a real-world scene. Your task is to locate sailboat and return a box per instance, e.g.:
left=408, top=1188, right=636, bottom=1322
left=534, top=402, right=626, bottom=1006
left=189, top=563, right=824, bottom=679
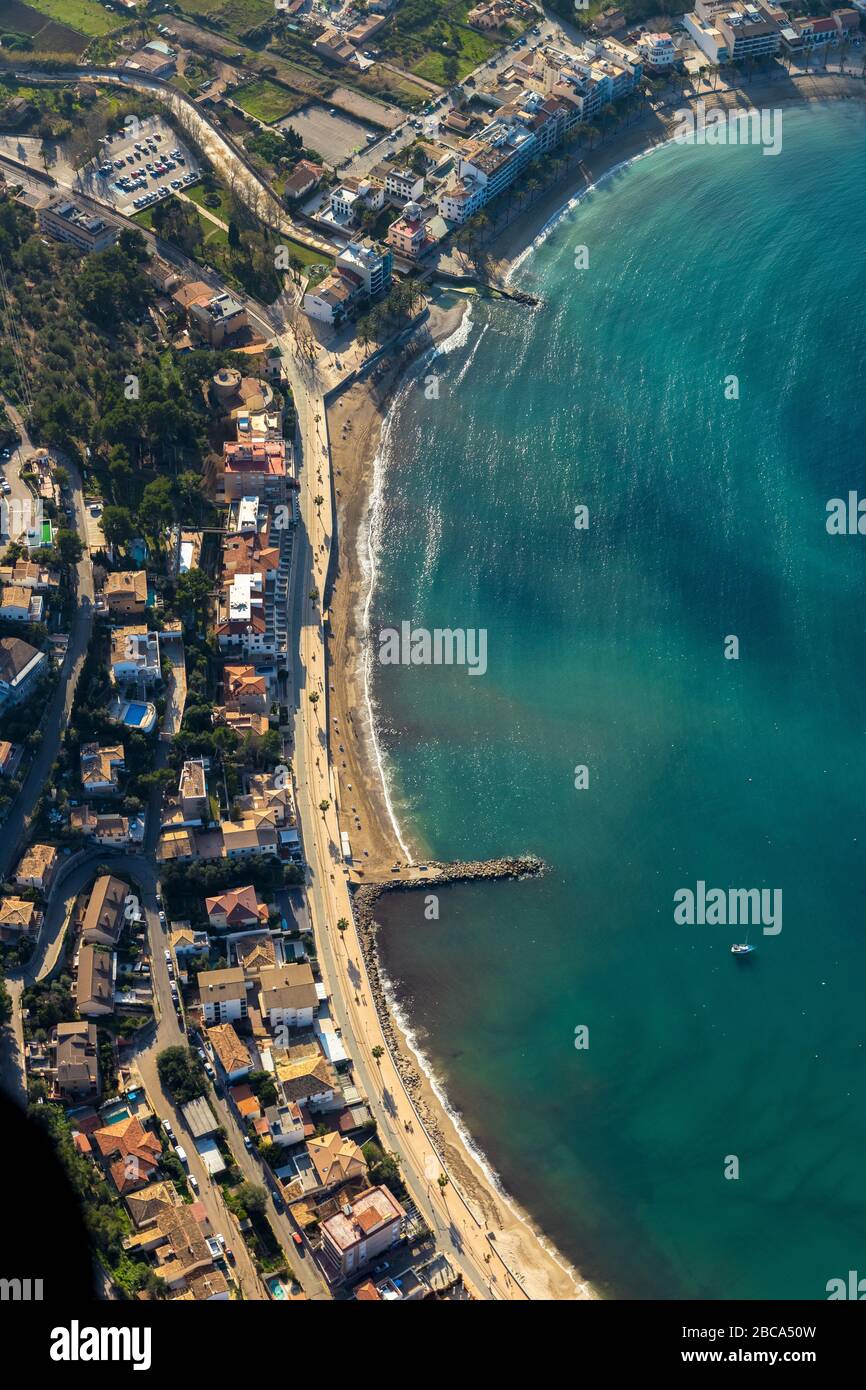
left=730, top=942, right=755, bottom=957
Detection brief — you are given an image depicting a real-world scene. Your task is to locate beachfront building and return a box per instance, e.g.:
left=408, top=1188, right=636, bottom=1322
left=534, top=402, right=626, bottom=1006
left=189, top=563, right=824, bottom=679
left=778, top=7, right=861, bottom=49
left=319, top=1186, right=406, bottom=1281
left=303, top=240, right=393, bottom=325
left=637, top=32, right=677, bottom=68
left=438, top=40, right=643, bottom=226
left=684, top=0, right=782, bottom=62
left=387, top=204, right=428, bottom=259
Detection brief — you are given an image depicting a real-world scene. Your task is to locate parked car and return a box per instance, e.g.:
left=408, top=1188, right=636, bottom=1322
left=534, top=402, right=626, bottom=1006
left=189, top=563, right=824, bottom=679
left=175, top=1145, right=188, bottom=1165
left=158, top=910, right=166, bottom=926
left=243, top=1135, right=253, bottom=1151
left=272, top=1191, right=284, bottom=1212
left=164, top=948, right=171, bottom=962
left=162, top=1119, right=174, bottom=1139
left=188, top=1174, right=199, bottom=1192
left=291, top=1231, right=302, bottom=1247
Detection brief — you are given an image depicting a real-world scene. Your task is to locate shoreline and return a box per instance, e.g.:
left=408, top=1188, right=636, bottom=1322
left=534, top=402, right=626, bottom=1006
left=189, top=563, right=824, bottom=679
left=326, top=298, right=593, bottom=1299
left=483, top=70, right=866, bottom=280
left=323, top=73, right=864, bottom=1299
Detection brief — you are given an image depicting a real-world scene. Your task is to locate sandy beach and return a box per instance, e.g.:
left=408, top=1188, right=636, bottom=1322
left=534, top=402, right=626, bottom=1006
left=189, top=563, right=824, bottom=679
left=320, top=69, right=866, bottom=1299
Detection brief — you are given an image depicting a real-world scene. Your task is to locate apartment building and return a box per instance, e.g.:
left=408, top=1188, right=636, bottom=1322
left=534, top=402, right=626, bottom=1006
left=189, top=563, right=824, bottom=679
left=38, top=195, right=117, bottom=254
left=387, top=206, right=428, bottom=259
left=320, top=1186, right=406, bottom=1281
left=258, top=962, right=318, bottom=1031
left=198, top=966, right=249, bottom=1025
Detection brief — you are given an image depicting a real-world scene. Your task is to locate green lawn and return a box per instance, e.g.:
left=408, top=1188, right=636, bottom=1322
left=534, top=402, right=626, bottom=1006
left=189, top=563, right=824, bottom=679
left=233, top=78, right=302, bottom=124
left=24, top=0, right=124, bottom=36
left=411, top=25, right=501, bottom=84
left=184, top=180, right=234, bottom=225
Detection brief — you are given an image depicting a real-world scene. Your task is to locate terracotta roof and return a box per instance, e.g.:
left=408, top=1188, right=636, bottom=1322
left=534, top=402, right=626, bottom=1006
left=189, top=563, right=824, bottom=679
left=207, top=1022, right=250, bottom=1074
left=307, top=1131, right=366, bottom=1188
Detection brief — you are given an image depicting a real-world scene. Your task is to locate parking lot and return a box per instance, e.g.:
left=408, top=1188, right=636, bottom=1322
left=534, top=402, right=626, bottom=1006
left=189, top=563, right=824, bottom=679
left=76, top=115, right=200, bottom=216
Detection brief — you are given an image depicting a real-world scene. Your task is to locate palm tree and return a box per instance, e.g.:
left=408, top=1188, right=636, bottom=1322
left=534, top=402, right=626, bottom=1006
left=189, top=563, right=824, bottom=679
left=336, top=916, right=349, bottom=947
left=314, top=493, right=324, bottom=513
left=318, top=798, right=330, bottom=818
left=437, top=1173, right=449, bottom=1202
left=372, top=1044, right=384, bottom=1066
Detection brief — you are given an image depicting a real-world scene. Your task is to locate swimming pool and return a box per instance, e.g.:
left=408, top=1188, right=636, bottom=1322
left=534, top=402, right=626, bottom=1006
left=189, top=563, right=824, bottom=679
left=267, top=1278, right=285, bottom=1300
left=102, top=1104, right=131, bottom=1125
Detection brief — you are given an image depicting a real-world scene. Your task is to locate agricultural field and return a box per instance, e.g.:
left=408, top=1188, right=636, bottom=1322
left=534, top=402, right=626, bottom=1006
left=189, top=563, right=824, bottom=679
left=20, top=0, right=124, bottom=38
left=378, top=0, right=504, bottom=85
left=232, top=77, right=304, bottom=123
left=176, top=0, right=274, bottom=35
left=0, top=0, right=91, bottom=52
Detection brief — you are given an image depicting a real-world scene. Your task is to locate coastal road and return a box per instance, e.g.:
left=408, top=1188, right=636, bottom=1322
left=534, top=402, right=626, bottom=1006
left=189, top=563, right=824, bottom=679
left=279, top=339, right=576, bottom=1299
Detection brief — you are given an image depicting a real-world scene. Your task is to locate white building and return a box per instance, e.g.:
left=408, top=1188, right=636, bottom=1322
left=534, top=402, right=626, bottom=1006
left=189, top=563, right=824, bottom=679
left=110, top=626, right=161, bottom=686
left=197, top=967, right=249, bottom=1025
left=638, top=32, right=677, bottom=67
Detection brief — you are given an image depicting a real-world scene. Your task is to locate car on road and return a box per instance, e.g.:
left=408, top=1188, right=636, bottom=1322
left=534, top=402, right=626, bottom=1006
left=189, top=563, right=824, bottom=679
left=243, top=1135, right=253, bottom=1151
left=158, top=910, right=166, bottom=926
left=291, top=1231, right=302, bottom=1247
left=372, top=1260, right=389, bottom=1275
left=272, top=1191, right=284, bottom=1212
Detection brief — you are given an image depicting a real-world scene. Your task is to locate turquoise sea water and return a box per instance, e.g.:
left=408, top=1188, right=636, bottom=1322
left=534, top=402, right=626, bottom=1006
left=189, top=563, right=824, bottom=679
left=367, top=104, right=866, bottom=1299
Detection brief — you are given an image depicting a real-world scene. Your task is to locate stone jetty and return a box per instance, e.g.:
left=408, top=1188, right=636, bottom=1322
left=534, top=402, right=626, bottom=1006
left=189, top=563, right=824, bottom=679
left=349, top=855, right=544, bottom=1146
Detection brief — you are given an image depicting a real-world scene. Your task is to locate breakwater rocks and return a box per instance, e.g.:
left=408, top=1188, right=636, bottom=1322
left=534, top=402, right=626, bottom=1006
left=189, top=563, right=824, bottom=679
left=352, top=853, right=544, bottom=931
left=349, top=855, right=544, bottom=1146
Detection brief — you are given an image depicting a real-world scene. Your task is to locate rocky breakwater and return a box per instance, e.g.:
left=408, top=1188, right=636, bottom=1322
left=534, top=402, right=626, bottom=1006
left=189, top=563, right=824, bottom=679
left=350, top=855, right=544, bottom=1146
